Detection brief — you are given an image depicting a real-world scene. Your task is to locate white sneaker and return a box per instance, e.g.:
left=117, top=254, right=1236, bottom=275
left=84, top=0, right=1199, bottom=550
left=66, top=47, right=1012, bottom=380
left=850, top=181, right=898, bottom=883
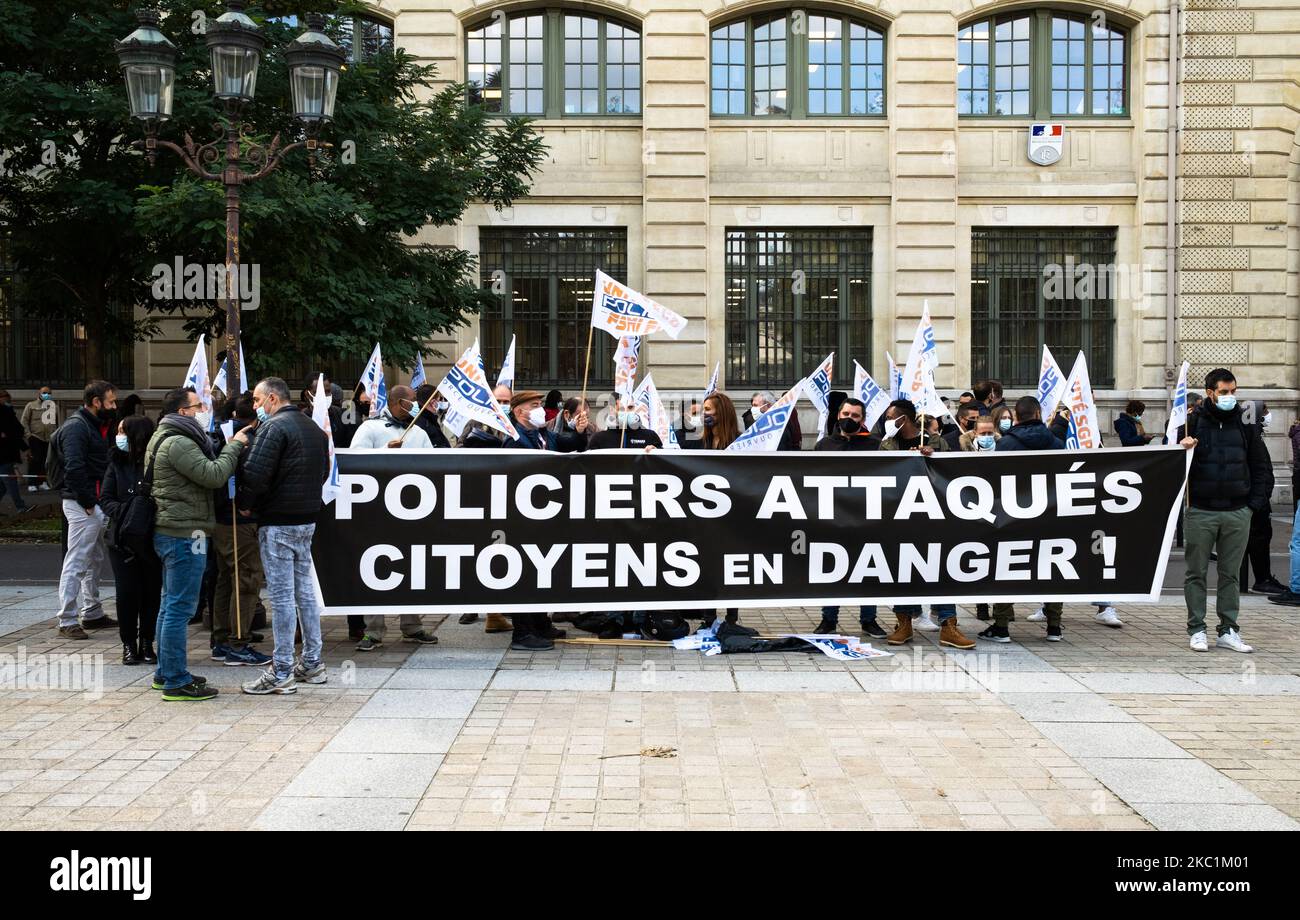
left=1214, top=630, right=1253, bottom=654
left=26, top=485, right=36, bottom=493
left=38, top=483, right=49, bottom=492
left=1026, top=605, right=1046, bottom=623
left=913, top=614, right=940, bottom=632
left=1189, top=631, right=1208, bottom=652
left=1094, top=606, right=1123, bottom=628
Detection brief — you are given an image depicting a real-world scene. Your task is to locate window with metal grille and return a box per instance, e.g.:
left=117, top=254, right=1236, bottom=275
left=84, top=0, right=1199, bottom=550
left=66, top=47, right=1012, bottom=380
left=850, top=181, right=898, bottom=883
left=724, top=228, right=871, bottom=389
left=970, top=227, right=1116, bottom=388
left=0, top=234, right=134, bottom=388
left=480, top=228, right=627, bottom=388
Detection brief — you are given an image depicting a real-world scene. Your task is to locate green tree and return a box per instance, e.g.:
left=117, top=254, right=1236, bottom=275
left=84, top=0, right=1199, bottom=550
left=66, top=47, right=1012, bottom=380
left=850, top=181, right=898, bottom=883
left=0, top=0, right=546, bottom=382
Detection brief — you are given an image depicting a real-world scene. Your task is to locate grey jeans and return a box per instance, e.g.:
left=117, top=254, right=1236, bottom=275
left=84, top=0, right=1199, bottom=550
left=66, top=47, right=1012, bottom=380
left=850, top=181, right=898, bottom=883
left=258, top=524, right=322, bottom=679
left=364, top=614, right=425, bottom=640
left=57, top=499, right=107, bottom=627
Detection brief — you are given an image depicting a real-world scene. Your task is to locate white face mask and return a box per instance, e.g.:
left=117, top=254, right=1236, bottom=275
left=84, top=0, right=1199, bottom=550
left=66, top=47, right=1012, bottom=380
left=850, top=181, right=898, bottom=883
left=620, top=411, right=642, bottom=429
left=1262, top=412, right=1273, bottom=430
left=194, top=410, right=211, bottom=431
left=685, top=415, right=700, bottom=430
left=884, top=418, right=902, bottom=439
left=527, top=407, right=546, bottom=428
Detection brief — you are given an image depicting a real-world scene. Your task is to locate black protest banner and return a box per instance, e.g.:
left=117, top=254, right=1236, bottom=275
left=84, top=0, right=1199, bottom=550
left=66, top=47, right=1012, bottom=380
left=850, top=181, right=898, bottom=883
left=310, top=446, right=1190, bottom=614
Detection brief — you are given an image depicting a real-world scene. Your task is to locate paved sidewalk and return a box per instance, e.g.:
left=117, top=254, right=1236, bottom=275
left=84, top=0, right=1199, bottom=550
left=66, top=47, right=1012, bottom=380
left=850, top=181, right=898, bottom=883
left=1, top=585, right=1297, bottom=830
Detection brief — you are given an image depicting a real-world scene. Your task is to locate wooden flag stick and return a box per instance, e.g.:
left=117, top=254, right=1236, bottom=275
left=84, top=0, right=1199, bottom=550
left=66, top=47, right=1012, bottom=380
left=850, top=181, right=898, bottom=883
left=579, top=322, right=595, bottom=408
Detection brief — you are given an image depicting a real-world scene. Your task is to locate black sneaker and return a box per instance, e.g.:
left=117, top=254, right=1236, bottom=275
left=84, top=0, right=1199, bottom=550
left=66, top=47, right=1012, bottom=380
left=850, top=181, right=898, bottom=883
left=1268, top=589, right=1300, bottom=607
left=813, top=618, right=838, bottom=635
left=403, top=631, right=439, bottom=645
left=861, top=621, right=887, bottom=640
left=161, top=681, right=219, bottom=701
left=1046, top=624, right=1063, bottom=642
left=82, top=615, right=118, bottom=630
left=152, top=675, right=208, bottom=691
left=536, top=625, right=567, bottom=640
left=978, top=625, right=1011, bottom=644
left=1253, top=577, right=1287, bottom=595
left=510, top=634, right=555, bottom=651
left=457, top=613, right=479, bottom=625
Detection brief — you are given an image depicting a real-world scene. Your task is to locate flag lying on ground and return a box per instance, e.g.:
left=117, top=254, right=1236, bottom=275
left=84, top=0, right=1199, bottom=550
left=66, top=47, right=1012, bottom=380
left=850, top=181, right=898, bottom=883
left=182, top=336, right=213, bottom=430
left=590, top=270, right=688, bottom=340
left=614, top=335, right=641, bottom=399
left=727, top=379, right=804, bottom=452
left=1036, top=345, right=1067, bottom=418
left=885, top=351, right=902, bottom=400
left=359, top=343, right=387, bottom=418
left=704, top=362, right=720, bottom=398
left=212, top=342, right=248, bottom=398
left=1063, top=351, right=1101, bottom=450
left=852, top=360, right=892, bottom=430
left=311, top=373, right=339, bottom=503
left=806, top=353, right=834, bottom=436
left=410, top=353, right=426, bottom=389
left=439, top=339, right=518, bottom=440
left=496, top=335, right=516, bottom=391
left=632, top=373, right=680, bottom=450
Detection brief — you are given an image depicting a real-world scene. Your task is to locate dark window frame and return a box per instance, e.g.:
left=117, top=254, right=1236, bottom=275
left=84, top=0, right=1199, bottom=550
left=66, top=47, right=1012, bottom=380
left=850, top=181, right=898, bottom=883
left=970, top=226, right=1116, bottom=388
left=724, top=227, right=872, bottom=389
left=465, top=9, right=643, bottom=118
left=710, top=10, right=887, bottom=119
left=957, top=8, right=1129, bottom=119
left=479, top=227, right=628, bottom=389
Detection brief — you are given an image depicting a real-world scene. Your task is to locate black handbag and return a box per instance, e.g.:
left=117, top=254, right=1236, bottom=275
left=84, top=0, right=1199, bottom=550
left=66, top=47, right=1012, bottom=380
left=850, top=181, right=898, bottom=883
left=115, top=431, right=183, bottom=544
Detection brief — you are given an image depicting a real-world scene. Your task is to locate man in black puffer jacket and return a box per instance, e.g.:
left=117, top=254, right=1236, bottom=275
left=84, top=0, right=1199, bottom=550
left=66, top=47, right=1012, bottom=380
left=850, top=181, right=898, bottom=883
left=980, top=397, right=1066, bottom=645
left=238, top=377, right=331, bottom=695
left=1179, top=368, right=1270, bottom=655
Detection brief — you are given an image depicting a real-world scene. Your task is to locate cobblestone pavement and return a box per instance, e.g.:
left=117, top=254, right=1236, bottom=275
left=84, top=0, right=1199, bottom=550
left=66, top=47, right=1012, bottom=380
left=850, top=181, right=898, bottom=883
left=1, top=585, right=1297, bottom=831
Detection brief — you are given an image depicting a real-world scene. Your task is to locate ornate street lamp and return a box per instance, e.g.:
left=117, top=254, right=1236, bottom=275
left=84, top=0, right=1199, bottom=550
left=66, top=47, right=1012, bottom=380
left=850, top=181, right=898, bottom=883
left=115, top=2, right=342, bottom=394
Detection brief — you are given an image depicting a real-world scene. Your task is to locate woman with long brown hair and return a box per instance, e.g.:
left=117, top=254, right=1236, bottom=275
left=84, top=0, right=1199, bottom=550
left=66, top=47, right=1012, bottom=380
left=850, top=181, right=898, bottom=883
left=685, top=392, right=741, bottom=450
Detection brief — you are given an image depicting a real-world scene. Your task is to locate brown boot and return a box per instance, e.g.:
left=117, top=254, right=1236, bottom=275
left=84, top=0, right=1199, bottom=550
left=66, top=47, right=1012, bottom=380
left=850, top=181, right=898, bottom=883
left=886, top=613, right=913, bottom=646
left=485, top=613, right=513, bottom=633
left=939, top=618, right=975, bottom=650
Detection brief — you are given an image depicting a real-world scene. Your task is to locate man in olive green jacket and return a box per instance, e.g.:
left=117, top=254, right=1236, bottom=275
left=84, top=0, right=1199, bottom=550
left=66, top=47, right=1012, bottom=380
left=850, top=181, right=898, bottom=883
left=148, top=387, right=249, bottom=701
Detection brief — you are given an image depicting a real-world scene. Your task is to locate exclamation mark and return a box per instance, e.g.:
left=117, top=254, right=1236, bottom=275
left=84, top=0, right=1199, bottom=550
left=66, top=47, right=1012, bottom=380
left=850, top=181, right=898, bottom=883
left=1092, top=529, right=1117, bottom=579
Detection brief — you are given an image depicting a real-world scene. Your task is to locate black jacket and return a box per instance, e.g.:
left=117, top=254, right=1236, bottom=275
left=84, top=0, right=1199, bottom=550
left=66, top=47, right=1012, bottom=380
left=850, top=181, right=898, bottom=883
left=214, top=420, right=255, bottom=526
left=237, top=406, right=330, bottom=525
left=415, top=413, right=451, bottom=449
left=589, top=429, right=662, bottom=450
left=508, top=426, right=557, bottom=451
left=0, top=402, right=25, bottom=464
left=1187, top=402, right=1272, bottom=512
left=1114, top=413, right=1147, bottom=447
left=743, top=408, right=801, bottom=451
left=996, top=420, right=1065, bottom=452
left=58, top=407, right=112, bottom=507
left=815, top=433, right=880, bottom=451
left=99, top=451, right=152, bottom=555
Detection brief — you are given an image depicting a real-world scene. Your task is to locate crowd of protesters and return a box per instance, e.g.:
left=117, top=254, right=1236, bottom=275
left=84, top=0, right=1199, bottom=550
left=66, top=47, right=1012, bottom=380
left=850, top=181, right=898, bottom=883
left=2, top=363, right=1294, bottom=699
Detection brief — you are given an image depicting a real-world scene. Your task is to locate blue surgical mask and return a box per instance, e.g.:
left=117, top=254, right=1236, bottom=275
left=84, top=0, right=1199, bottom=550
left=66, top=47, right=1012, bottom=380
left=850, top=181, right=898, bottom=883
left=115, top=434, right=129, bottom=452
left=1215, top=394, right=1237, bottom=412
left=256, top=406, right=271, bottom=423
left=1131, top=414, right=1142, bottom=423
left=998, top=418, right=1012, bottom=432
left=976, top=434, right=996, bottom=450
left=39, top=393, right=51, bottom=401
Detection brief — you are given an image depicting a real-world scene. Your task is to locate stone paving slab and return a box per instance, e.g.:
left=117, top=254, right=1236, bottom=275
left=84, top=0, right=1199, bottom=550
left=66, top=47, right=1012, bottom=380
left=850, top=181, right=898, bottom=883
left=282, top=753, right=442, bottom=799
left=323, top=718, right=464, bottom=755
left=255, top=795, right=418, bottom=831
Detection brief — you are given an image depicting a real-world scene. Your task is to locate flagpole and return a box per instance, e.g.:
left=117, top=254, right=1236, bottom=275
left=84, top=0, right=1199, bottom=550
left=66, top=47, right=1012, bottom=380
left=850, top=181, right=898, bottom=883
left=231, top=511, right=243, bottom=642
left=396, top=388, right=440, bottom=444
left=579, top=322, right=594, bottom=408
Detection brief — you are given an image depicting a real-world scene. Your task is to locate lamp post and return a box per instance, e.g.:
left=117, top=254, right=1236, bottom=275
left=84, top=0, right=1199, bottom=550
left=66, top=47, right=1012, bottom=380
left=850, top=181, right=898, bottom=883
left=115, top=3, right=344, bottom=392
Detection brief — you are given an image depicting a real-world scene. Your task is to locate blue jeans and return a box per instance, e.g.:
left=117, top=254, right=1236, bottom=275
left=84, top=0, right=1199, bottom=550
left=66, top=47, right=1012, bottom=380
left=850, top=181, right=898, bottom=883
left=154, top=532, right=209, bottom=690
left=821, top=605, right=878, bottom=626
left=259, top=524, right=322, bottom=680
left=1290, top=508, right=1300, bottom=593
left=896, top=603, right=956, bottom=622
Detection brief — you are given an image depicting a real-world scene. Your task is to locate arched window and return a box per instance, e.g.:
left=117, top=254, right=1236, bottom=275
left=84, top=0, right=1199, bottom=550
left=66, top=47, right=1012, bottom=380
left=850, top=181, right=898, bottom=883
left=711, top=11, right=885, bottom=118
left=466, top=10, right=641, bottom=117
left=958, top=10, right=1127, bottom=118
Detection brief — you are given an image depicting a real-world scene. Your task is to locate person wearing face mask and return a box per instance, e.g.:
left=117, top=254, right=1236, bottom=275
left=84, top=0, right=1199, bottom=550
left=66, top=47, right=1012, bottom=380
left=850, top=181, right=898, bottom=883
left=588, top=400, right=661, bottom=450
left=684, top=393, right=741, bottom=451
left=879, top=399, right=947, bottom=455
left=552, top=397, right=598, bottom=452
left=507, top=390, right=559, bottom=451
left=1114, top=400, right=1155, bottom=447
left=959, top=414, right=1000, bottom=453
left=678, top=400, right=704, bottom=442
left=413, top=383, right=452, bottom=449
left=20, top=384, right=58, bottom=492
left=463, top=384, right=515, bottom=448
left=812, top=398, right=886, bottom=639
left=100, top=414, right=162, bottom=665
left=52, top=380, right=119, bottom=639
left=237, top=377, right=333, bottom=693
left=350, top=384, right=433, bottom=451
left=145, top=387, right=250, bottom=700
left=744, top=390, right=802, bottom=450
left=1178, top=369, right=1271, bottom=654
